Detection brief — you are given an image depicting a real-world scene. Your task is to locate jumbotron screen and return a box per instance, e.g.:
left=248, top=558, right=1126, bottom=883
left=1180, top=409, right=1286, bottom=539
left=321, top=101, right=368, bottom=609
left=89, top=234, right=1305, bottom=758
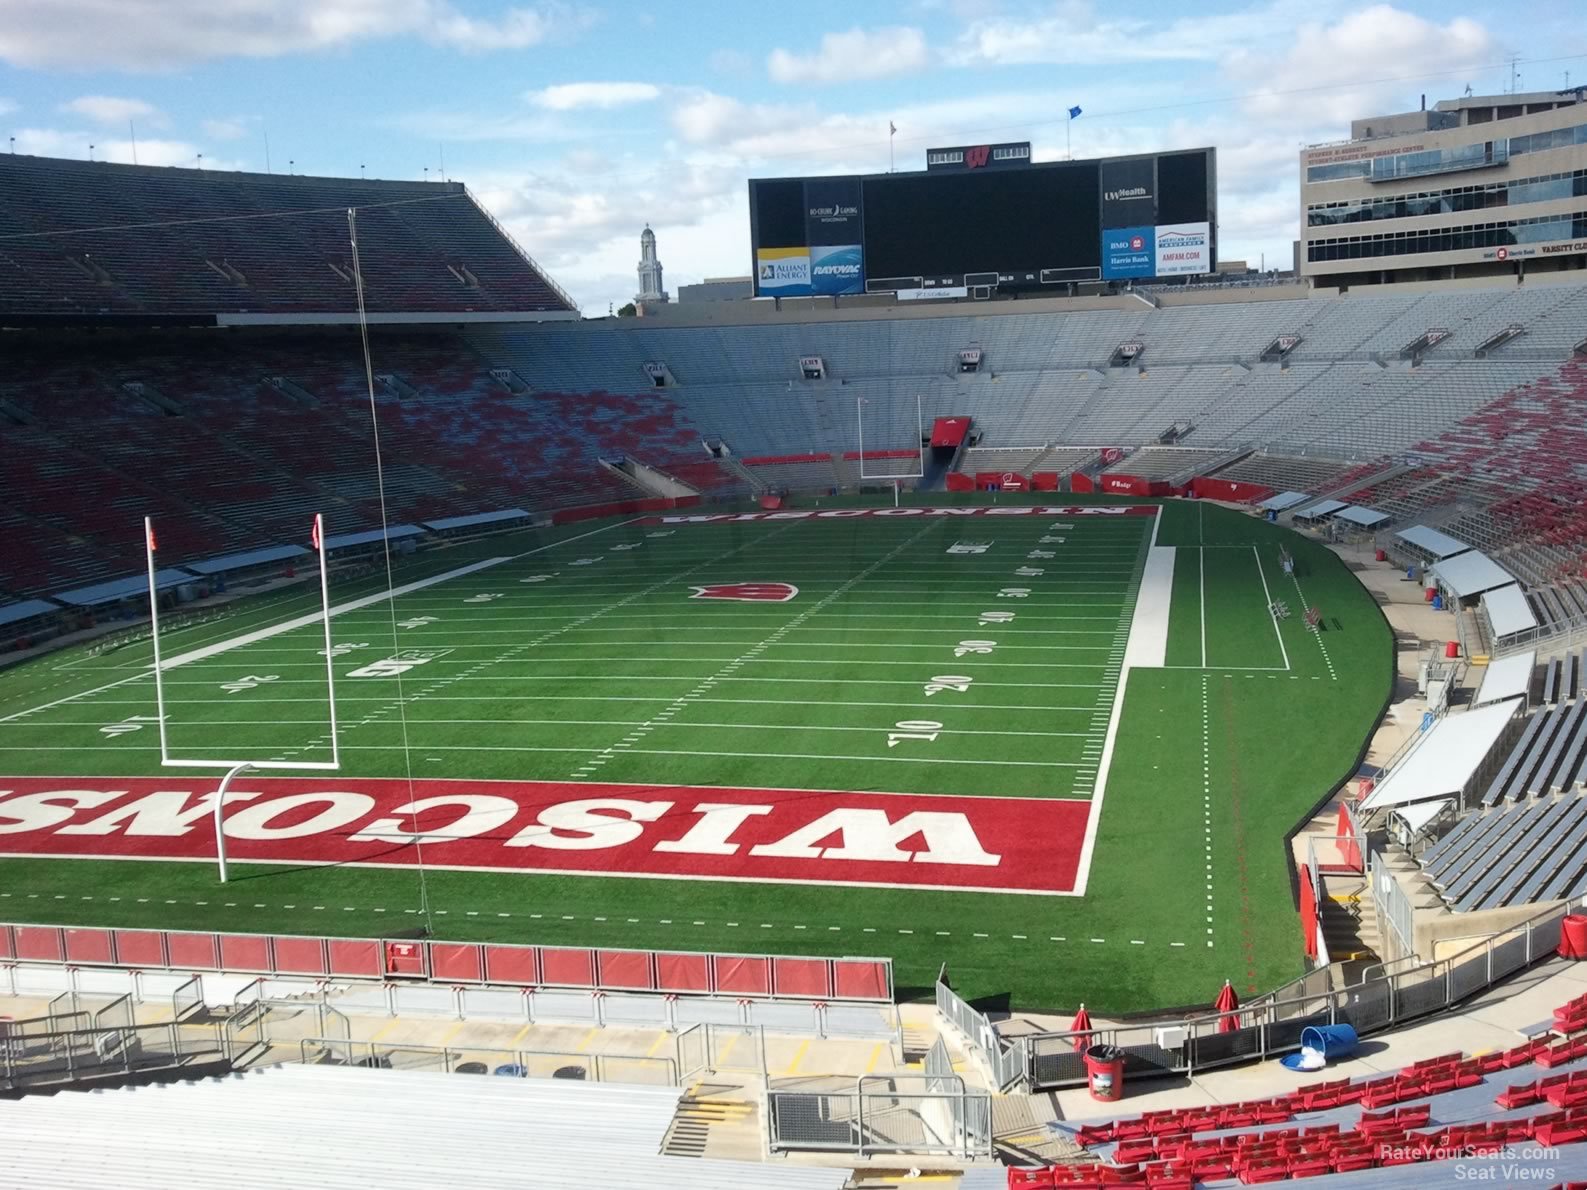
left=748, top=146, right=1215, bottom=298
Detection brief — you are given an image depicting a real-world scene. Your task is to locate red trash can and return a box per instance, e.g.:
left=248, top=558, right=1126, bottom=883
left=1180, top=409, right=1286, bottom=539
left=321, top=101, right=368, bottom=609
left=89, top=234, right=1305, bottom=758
left=1445, top=640, right=1459, bottom=659
left=1085, top=1044, right=1125, bottom=1102
left=1560, top=914, right=1587, bottom=960
left=1375, top=549, right=1387, bottom=562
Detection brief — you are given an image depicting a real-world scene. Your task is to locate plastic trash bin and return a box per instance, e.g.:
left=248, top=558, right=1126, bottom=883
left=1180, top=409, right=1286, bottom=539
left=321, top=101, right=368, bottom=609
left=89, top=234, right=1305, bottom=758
left=1560, top=914, right=1587, bottom=960
left=1085, top=1044, right=1125, bottom=1102
left=1299, top=1023, right=1359, bottom=1060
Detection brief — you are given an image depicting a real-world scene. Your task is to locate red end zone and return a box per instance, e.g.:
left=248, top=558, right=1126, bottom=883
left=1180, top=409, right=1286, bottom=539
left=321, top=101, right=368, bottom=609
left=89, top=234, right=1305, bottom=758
left=0, top=778, right=1088, bottom=896
left=646, top=505, right=1158, bottom=524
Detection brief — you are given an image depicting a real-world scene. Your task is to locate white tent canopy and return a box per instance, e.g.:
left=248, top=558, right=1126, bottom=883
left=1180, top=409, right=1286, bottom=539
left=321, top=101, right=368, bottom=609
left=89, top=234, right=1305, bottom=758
left=1395, top=525, right=1471, bottom=560
left=1482, top=584, right=1540, bottom=640
left=1260, top=491, right=1310, bottom=511
left=1360, top=698, right=1522, bottom=812
left=1336, top=505, right=1390, bottom=527
left=1429, top=550, right=1517, bottom=599
left=1393, top=798, right=1453, bottom=836
left=1475, top=651, right=1537, bottom=708
left=1294, top=498, right=1347, bottom=520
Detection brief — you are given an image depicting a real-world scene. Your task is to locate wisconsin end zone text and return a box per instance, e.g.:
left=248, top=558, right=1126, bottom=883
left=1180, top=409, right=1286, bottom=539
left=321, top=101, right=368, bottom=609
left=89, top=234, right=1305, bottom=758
left=0, top=777, right=1090, bottom=895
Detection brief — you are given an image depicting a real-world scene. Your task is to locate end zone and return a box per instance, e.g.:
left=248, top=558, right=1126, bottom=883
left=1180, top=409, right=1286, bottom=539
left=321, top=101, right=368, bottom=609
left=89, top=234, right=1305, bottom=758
left=0, top=776, right=1090, bottom=897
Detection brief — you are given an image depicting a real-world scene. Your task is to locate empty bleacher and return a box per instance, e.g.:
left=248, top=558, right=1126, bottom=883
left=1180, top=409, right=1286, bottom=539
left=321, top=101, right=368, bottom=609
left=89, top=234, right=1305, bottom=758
left=0, top=153, right=575, bottom=316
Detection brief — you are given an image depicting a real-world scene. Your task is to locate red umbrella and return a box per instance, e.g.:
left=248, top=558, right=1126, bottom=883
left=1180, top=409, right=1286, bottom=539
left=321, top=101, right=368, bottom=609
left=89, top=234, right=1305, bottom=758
left=1215, top=979, right=1240, bottom=1034
left=1069, top=1003, right=1093, bottom=1051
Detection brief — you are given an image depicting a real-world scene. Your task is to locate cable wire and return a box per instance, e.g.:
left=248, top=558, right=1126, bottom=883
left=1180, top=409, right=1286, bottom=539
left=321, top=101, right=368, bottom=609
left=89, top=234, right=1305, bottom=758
left=346, top=205, right=434, bottom=935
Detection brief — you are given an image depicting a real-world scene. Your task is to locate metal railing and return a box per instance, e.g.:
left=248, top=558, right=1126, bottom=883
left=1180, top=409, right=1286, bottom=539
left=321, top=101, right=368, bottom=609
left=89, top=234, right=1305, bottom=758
left=767, top=1073, right=992, bottom=1160
left=297, top=1037, right=679, bottom=1086
left=676, top=1021, right=769, bottom=1086
left=1017, top=893, right=1585, bottom=1088
left=935, top=979, right=1026, bottom=1091
left=0, top=1020, right=232, bottom=1092
left=1370, top=848, right=1418, bottom=960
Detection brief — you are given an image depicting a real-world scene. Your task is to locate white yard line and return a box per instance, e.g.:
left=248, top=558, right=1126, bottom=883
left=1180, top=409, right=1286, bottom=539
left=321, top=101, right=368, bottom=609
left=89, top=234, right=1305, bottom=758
left=1200, top=546, right=1208, bottom=668
left=1252, top=545, right=1292, bottom=672
left=1072, top=505, right=1161, bottom=897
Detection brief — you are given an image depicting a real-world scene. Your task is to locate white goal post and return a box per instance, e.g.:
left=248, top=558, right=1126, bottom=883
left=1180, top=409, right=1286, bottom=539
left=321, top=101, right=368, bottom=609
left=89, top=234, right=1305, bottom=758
left=856, top=394, right=926, bottom=481
left=145, top=512, right=342, bottom=881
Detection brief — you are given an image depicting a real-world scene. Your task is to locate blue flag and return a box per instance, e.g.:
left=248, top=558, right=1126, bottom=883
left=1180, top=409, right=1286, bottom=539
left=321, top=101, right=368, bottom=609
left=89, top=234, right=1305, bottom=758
left=1068, top=105, right=1082, bottom=119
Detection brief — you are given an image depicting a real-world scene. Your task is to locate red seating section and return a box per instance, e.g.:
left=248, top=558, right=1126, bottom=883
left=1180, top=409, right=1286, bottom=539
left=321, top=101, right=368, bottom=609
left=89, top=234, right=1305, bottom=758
left=0, top=336, right=721, bottom=599
left=1012, top=990, right=1587, bottom=1187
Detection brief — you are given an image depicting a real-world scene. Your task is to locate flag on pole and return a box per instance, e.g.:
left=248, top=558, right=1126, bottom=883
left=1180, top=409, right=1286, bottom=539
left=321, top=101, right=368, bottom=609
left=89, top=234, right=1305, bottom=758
left=1068, top=105, right=1082, bottom=120
left=889, top=120, right=896, bottom=135
left=145, top=522, right=157, bottom=553
left=311, top=514, right=322, bottom=551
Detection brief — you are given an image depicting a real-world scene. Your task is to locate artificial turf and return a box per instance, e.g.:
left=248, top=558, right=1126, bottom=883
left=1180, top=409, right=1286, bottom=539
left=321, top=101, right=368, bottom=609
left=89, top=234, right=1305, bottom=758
left=0, top=494, right=1392, bottom=1012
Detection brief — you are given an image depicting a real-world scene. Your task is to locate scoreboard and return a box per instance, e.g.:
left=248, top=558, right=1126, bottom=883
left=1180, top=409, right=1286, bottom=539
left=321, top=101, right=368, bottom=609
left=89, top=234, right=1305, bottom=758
left=749, top=145, right=1216, bottom=298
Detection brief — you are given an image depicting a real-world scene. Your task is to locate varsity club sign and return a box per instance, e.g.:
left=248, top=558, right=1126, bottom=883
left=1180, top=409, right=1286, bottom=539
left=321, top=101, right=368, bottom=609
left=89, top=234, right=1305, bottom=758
left=0, top=777, right=1089, bottom=896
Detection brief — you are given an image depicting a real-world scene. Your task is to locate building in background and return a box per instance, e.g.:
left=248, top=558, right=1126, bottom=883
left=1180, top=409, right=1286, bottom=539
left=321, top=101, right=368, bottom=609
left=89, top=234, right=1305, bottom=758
left=635, top=224, right=669, bottom=308
left=677, top=275, right=754, bottom=303
left=1300, top=89, right=1587, bottom=288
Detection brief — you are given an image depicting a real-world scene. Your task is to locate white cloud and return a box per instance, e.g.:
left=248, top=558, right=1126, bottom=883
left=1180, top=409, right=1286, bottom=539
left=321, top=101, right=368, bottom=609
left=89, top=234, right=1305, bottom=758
left=768, top=26, right=930, bottom=84
left=1231, top=6, right=1497, bottom=123
left=61, top=95, right=163, bottom=126
left=527, top=82, right=661, bottom=111
left=9, top=127, right=242, bottom=170
left=201, top=118, right=251, bottom=141
left=0, top=0, right=590, bottom=70
left=950, top=0, right=1308, bottom=66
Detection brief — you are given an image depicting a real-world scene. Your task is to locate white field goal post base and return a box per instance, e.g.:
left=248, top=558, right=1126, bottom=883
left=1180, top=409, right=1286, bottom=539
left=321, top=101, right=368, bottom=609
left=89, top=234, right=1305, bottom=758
left=145, top=513, right=342, bottom=883
left=856, top=394, right=927, bottom=483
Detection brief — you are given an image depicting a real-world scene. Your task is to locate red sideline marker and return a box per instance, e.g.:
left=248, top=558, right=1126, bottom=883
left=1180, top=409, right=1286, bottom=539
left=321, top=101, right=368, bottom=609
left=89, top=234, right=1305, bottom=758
left=0, top=777, right=1089, bottom=896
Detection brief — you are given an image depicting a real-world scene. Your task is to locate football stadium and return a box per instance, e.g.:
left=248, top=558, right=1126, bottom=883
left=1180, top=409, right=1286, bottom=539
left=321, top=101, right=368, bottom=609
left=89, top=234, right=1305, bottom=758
left=4, top=66, right=1587, bottom=1188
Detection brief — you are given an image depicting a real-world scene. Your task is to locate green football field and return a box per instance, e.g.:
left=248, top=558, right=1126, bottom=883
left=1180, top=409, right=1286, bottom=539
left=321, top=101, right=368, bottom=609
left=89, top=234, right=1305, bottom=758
left=0, top=495, right=1392, bottom=1012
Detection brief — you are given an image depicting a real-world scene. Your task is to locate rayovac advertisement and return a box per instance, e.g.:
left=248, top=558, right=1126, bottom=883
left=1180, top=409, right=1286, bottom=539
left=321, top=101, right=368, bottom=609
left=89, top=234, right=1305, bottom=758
left=809, top=243, right=864, bottom=295
left=756, top=246, right=812, bottom=295
left=1101, top=225, right=1154, bottom=280
left=1100, top=156, right=1157, bottom=229
left=1154, top=221, right=1211, bottom=276
left=804, top=177, right=863, bottom=245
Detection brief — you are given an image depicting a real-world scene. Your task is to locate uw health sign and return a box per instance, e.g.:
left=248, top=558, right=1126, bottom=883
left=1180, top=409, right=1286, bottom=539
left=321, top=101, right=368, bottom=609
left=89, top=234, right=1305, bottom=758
left=0, top=778, right=1089, bottom=896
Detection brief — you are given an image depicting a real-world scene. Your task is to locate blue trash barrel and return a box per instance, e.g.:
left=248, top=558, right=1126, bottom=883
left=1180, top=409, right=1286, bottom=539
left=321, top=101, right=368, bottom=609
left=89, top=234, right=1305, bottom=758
left=1432, top=593, right=1444, bottom=610
left=1299, top=1023, right=1358, bottom=1060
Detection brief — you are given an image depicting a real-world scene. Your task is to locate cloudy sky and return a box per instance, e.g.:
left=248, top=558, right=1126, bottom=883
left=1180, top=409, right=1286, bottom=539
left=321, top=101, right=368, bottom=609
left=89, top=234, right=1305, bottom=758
left=1, top=0, right=1583, bottom=313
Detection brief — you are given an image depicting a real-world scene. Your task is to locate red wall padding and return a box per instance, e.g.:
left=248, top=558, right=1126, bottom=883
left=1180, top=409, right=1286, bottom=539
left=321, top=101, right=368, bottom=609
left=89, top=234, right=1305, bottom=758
left=742, top=453, right=831, bottom=466
left=428, top=942, right=484, bottom=983
left=219, top=933, right=272, bottom=972
left=539, top=947, right=596, bottom=987
left=63, top=928, right=114, bottom=965
left=166, top=932, right=220, bottom=970
left=832, top=960, right=890, bottom=1001
left=1031, top=472, right=1059, bottom=491
left=112, top=929, right=166, bottom=967
left=1100, top=473, right=1148, bottom=496
left=1337, top=804, right=1363, bottom=872
left=0, top=925, right=14, bottom=961
left=976, top=471, right=1027, bottom=491
left=482, top=944, right=538, bottom=986
left=1299, top=863, right=1319, bottom=960
left=714, top=955, right=772, bottom=996
left=772, top=957, right=831, bottom=998
left=1190, top=476, right=1275, bottom=504
left=656, top=952, right=712, bottom=993
left=326, top=939, right=381, bottom=977
left=271, top=936, right=328, bottom=975
left=596, top=949, right=653, bottom=990
left=945, top=472, right=976, bottom=492
left=1070, top=472, right=1095, bottom=494
left=14, top=926, right=65, bottom=962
